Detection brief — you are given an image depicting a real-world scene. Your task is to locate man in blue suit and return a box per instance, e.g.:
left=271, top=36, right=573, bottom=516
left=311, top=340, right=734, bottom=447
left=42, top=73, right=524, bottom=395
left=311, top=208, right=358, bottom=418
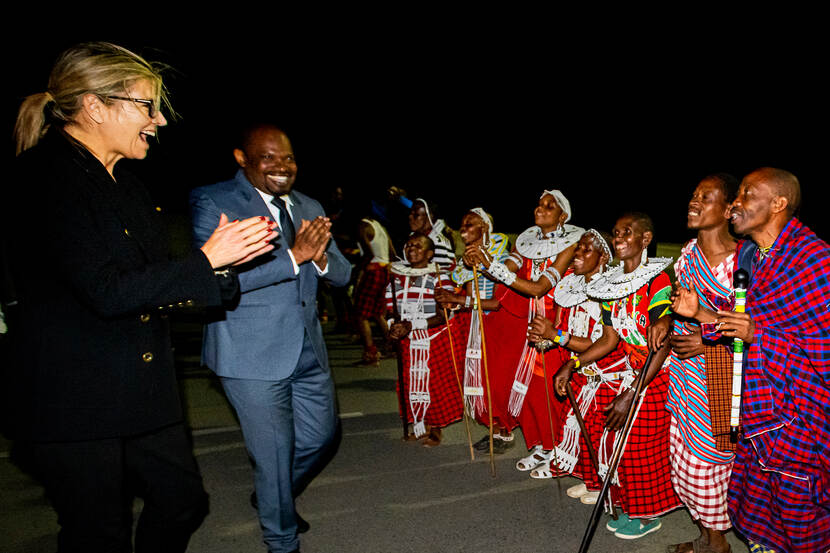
left=190, top=124, right=351, bottom=553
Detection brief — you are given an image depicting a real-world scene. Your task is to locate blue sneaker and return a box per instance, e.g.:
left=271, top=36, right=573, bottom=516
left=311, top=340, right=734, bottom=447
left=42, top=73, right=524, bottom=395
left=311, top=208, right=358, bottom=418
left=614, top=517, right=662, bottom=540
left=605, top=512, right=630, bottom=532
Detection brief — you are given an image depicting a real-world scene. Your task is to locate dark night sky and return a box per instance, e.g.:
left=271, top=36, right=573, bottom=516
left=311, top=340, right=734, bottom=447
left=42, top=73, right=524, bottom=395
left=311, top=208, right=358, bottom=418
left=6, top=24, right=828, bottom=246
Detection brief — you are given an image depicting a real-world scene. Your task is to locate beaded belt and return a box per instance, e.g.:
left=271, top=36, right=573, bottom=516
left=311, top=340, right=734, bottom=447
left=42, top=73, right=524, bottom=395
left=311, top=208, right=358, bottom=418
left=579, top=357, right=629, bottom=385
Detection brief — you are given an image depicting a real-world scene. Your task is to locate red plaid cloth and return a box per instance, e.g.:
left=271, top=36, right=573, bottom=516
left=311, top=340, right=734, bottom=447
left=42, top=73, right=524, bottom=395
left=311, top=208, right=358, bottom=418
left=397, top=325, right=463, bottom=428
left=563, top=351, right=625, bottom=483
left=446, top=309, right=472, bottom=384
left=353, top=263, right=389, bottom=320
left=726, top=219, right=830, bottom=553
left=670, top=416, right=733, bottom=530
left=443, top=303, right=524, bottom=430
left=600, top=368, right=682, bottom=518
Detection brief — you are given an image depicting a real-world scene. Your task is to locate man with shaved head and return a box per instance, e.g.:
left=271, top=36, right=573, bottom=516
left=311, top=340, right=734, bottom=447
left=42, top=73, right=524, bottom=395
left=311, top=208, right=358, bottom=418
left=190, top=123, right=351, bottom=553
left=710, top=168, right=830, bottom=553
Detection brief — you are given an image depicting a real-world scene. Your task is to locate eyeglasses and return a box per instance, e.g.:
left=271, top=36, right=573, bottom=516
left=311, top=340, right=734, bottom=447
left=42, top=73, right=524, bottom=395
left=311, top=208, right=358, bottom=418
left=106, top=96, right=159, bottom=118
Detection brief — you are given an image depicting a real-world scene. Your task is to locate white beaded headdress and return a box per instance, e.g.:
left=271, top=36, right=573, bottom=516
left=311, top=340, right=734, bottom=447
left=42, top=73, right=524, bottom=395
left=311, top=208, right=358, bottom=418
left=541, top=190, right=571, bottom=223
left=414, top=198, right=433, bottom=227
left=469, top=207, right=493, bottom=234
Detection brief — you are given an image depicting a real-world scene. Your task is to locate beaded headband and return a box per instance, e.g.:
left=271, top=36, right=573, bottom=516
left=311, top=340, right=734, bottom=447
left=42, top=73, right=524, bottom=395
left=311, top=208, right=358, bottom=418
left=540, top=190, right=571, bottom=223
left=469, top=207, right=494, bottom=234
left=586, top=228, right=613, bottom=265
left=414, top=198, right=433, bottom=227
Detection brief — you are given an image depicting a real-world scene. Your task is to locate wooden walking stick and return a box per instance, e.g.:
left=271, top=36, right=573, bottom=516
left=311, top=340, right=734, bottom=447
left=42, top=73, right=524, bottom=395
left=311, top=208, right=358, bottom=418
left=389, top=270, right=409, bottom=439
left=472, top=266, right=496, bottom=477
left=434, top=266, right=475, bottom=461
left=577, top=348, right=655, bottom=553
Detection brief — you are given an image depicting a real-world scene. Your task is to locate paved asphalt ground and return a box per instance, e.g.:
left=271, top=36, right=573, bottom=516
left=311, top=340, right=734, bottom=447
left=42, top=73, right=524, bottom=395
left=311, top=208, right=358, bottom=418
left=1, top=317, right=751, bottom=553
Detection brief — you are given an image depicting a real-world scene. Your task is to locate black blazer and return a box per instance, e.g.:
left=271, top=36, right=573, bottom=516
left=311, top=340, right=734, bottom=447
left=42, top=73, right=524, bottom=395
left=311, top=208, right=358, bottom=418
left=3, top=131, right=223, bottom=441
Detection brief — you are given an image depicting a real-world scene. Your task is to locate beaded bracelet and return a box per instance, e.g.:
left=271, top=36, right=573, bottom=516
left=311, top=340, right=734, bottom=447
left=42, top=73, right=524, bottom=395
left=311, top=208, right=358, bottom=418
left=488, top=261, right=517, bottom=286
left=570, top=352, right=581, bottom=370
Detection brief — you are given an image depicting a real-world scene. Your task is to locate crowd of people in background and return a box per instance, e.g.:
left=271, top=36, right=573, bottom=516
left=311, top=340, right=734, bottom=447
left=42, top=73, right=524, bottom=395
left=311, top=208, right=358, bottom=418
left=324, top=171, right=829, bottom=553
left=3, top=40, right=828, bottom=553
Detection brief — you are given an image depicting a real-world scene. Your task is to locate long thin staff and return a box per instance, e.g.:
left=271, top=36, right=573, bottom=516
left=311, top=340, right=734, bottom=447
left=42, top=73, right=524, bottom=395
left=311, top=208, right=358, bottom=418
left=389, top=271, right=409, bottom=439
left=434, top=266, right=475, bottom=461
left=564, top=380, right=615, bottom=517
left=472, top=266, right=496, bottom=477
left=729, top=269, right=749, bottom=442
left=538, top=344, right=563, bottom=498
left=577, top=349, right=655, bottom=553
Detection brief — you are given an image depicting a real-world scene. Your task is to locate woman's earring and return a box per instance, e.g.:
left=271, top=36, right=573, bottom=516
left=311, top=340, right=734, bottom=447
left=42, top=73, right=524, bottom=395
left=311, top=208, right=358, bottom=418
left=641, top=249, right=648, bottom=265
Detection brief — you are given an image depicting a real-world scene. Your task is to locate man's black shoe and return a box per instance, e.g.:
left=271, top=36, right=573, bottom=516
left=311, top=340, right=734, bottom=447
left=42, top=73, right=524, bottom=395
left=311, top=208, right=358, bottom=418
left=473, top=433, right=515, bottom=453
left=296, top=513, right=310, bottom=534
left=250, top=491, right=309, bottom=533
left=473, top=434, right=490, bottom=452
left=491, top=437, right=516, bottom=454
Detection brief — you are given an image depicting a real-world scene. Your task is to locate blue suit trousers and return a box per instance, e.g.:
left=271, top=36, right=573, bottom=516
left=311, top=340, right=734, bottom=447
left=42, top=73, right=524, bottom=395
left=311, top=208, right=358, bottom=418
left=221, top=333, right=338, bottom=553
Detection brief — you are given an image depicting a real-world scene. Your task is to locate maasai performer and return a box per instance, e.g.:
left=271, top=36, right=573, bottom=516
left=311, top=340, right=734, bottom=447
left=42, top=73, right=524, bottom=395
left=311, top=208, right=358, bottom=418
left=435, top=209, right=509, bottom=444
left=699, top=168, right=830, bottom=553
left=528, top=230, right=627, bottom=491
left=387, top=233, right=460, bottom=447
left=464, top=191, right=582, bottom=455
left=649, top=174, right=741, bottom=553
left=407, top=198, right=456, bottom=272
left=353, top=217, right=395, bottom=365
left=556, top=212, right=681, bottom=540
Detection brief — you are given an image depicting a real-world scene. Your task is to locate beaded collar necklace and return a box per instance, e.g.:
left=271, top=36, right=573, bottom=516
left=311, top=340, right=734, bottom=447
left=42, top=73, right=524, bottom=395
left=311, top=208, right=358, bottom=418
left=515, top=224, right=583, bottom=260
left=390, top=261, right=440, bottom=277
left=586, top=257, right=672, bottom=300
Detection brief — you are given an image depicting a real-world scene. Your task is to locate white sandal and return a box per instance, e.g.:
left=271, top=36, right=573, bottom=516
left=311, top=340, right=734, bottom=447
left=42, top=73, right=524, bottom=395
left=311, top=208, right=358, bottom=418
left=530, top=460, right=555, bottom=479
left=515, top=445, right=548, bottom=471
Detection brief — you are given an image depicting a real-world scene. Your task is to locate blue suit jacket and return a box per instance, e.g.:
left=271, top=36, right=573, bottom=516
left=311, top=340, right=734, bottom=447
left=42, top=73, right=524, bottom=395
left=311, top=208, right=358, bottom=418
left=190, top=171, right=351, bottom=380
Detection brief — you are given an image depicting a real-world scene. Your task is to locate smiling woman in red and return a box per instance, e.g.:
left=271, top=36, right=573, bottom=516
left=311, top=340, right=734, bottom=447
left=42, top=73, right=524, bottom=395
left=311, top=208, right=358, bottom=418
left=464, top=191, right=582, bottom=459
left=556, top=212, right=681, bottom=541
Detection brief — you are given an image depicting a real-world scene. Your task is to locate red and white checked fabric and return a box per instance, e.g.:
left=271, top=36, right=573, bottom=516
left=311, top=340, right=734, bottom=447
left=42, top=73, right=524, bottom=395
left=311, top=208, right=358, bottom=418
left=398, top=325, right=464, bottom=428
left=669, top=416, right=733, bottom=530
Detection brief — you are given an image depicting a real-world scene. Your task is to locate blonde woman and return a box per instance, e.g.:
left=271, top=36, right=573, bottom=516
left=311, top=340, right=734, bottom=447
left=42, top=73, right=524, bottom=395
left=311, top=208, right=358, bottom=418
left=5, top=42, right=274, bottom=552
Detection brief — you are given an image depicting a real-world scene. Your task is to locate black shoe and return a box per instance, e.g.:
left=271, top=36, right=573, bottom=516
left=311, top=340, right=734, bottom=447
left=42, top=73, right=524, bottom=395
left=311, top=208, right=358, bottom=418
left=473, top=434, right=490, bottom=452
left=251, top=491, right=309, bottom=534
left=491, top=437, right=516, bottom=454
left=296, top=512, right=310, bottom=534
left=473, top=433, right=515, bottom=453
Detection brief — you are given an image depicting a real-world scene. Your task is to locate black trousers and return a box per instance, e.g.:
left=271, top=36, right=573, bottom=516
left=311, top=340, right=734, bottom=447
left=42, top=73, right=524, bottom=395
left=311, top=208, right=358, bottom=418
left=29, top=422, right=208, bottom=553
